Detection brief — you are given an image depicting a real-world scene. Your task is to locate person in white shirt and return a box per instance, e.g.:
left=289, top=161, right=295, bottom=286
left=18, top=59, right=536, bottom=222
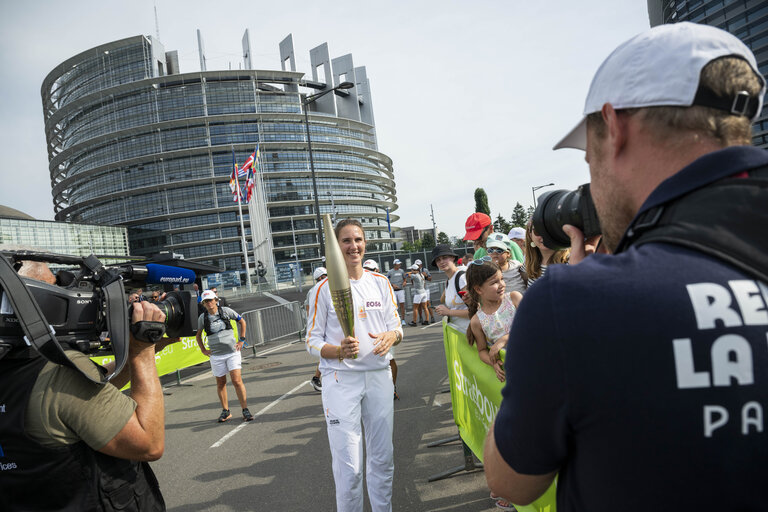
left=306, top=218, right=404, bottom=512
left=431, top=245, right=470, bottom=333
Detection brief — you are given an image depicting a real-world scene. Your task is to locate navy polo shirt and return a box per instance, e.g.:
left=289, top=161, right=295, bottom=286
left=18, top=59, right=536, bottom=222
left=494, top=146, right=768, bottom=511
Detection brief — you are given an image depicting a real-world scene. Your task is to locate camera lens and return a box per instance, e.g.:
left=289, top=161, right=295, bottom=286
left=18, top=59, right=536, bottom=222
left=532, top=183, right=601, bottom=250
left=153, top=290, right=197, bottom=337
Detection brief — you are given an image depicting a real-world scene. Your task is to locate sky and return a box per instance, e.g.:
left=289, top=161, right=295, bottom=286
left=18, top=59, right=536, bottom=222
left=0, top=0, right=651, bottom=240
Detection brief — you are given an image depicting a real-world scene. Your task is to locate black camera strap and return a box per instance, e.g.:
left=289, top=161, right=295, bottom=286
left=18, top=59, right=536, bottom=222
left=615, top=165, right=768, bottom=284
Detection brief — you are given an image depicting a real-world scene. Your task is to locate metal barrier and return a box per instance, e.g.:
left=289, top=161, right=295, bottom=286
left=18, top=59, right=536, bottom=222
left=403, top=280, right=447, bottom=312
left=240, top=301, right=305, bottom=350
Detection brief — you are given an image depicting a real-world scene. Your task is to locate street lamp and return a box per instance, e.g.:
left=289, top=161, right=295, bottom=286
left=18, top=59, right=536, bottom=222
left=302, top=81, right=355, bottom=258
left=532, top=183, right=555, bottom=207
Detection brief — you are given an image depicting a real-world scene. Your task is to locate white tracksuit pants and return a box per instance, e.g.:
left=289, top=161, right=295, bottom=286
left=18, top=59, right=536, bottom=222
left=321, top=367, right=394, bottom=512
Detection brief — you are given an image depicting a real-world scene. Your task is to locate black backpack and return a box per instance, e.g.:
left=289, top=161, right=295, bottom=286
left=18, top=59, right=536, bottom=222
left=202, top=308, right=233, bottom=335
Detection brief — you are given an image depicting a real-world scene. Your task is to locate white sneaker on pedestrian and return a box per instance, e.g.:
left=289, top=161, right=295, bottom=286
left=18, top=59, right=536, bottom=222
left=311, top=376, right=322, bottom=392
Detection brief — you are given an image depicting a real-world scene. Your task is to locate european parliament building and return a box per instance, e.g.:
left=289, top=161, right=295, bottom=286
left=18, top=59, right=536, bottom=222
left=41, top=31, right=399, bottom=280
left=648, top=0, right=768, bottom=147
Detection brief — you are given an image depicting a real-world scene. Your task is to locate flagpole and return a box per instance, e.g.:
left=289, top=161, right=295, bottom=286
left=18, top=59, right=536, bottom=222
left=233, top=146, right=253, bottom=293
left=247, top=144, right=260, bottom=289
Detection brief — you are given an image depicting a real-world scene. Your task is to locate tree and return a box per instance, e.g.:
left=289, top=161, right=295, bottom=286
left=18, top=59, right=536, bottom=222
left=437, top=231, right=450, bottom=245
left=413, top=238, right=423, bottom=251
left=526, top=206, right=535, bottom=221
left=474, top=188, right=490, bottom=215
left=421, top=233, right=436, bottom=249
left=494, top=214, right=511, bottom=234
left=401, top=241, right=415, bottom=252
left=510, top=202, right=528, bottom=227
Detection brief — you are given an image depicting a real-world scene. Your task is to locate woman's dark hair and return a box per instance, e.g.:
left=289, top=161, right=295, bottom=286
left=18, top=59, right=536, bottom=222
left=464, top=260, right=501, bottom=346
left=334, top=218, right=365, bottom=240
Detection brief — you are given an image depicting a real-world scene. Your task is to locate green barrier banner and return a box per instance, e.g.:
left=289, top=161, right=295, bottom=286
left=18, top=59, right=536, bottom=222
left=91, top=321, right=240, bottom=387
left=442, top=320, right=557, bottom=512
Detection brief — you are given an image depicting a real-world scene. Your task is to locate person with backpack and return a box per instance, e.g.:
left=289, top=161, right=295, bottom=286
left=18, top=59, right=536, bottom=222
left=195, top=289, right=253, bottom=423
left=432, top=245, right=470, bottom=333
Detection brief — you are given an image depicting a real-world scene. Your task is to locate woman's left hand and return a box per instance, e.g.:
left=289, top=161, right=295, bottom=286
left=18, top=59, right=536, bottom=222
left=370, top=331, right=398, bottom=356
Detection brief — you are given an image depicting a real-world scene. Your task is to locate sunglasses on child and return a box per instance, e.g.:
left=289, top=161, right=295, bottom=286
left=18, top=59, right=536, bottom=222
left=469, top=255, right=492, bottom=266
left=486, top=247, right=508, bottom=254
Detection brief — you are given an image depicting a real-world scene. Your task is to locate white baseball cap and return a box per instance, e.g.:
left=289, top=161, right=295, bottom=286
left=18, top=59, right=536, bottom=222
left=313, top=267, right=327, bottom=280
left=410, top=264, right=419, bottom=270
left=201, top=290, right=217, bottom=301
left=486, top=232, right=511, bottom=252
left=393, top=259, right=401, bottom=265
left=363, top=259, right=378, bottom=271
left=414, top=259, right=422, bottom=265
left=554, top=22, right=765, bottom=151
left=508, top=227, right=526, bottom=240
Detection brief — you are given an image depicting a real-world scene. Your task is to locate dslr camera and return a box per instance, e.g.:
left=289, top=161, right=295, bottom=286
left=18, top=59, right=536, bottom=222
left=0, top=251, right=197, bottom=383
left=532, top=183, right=602, bottom=250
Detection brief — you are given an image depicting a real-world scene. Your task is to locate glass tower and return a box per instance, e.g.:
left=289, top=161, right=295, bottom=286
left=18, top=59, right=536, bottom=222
left=41, top=34, right=399, bottom=277
left=648, top=0, right=768, bottom=147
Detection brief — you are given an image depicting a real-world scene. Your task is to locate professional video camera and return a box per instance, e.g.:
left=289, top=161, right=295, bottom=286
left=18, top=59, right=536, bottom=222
left=0, top=251, right=197, bottom=383
left=532, top=183, right=602, bottom=250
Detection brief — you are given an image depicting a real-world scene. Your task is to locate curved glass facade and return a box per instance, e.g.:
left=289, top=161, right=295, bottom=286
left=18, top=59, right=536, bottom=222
left=42, top=35, right=399, bottom=273
left=648, top=0, right=768, bottom=147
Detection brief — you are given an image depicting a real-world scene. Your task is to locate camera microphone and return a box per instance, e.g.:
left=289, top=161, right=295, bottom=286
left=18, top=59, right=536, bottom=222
left=117, top=264, right=196, bottom=285
left=145, top=264, right=196, bottom=285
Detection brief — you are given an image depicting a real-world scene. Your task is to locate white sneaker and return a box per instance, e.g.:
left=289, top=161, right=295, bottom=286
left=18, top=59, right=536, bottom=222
left=401, top=320, right=406, bottom=326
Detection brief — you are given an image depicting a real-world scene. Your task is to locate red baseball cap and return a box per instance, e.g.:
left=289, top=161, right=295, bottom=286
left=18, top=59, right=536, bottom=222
left=463, top=213, right=492, bottom=240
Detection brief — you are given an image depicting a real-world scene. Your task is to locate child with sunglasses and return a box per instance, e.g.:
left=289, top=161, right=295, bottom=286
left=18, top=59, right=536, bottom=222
left=485, top=233, right=528, bottom=294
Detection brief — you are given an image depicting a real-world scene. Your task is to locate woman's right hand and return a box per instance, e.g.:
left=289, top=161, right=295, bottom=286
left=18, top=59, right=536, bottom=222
left=435, top=305, right=450, bottom=316
left=340, top=336, right=359, bottom=359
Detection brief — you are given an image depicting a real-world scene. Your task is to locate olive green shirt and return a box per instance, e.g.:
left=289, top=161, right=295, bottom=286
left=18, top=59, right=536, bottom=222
left=25, top=351, right=136, bottom=450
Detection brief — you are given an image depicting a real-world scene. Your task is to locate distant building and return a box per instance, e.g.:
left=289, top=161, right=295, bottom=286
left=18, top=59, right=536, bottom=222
left=647, top=0, right=768, bottom=147
left=0, top=205, right=129, bottom=261
left=41, top=31, right=399, bottom=282
left=397, top=226, right=436, bottom=245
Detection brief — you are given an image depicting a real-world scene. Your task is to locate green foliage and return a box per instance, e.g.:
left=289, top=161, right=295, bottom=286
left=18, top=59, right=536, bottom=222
left=526, top=206, right=535, bottom=220
left=511, top=202, right=528, bottom=227
left=474, top=188, right=491, bottom=215
left=401, top=241, right=415, bottom=252
left=421, top=233, right=436, bottom=249
left=493, top=214, right=511, bottom=234
left=437, top=231, right=451, bottom=245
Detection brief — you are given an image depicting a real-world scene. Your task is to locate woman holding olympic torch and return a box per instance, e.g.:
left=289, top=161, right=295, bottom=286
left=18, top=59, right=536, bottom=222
left=306, top=216, right=404, bottom=512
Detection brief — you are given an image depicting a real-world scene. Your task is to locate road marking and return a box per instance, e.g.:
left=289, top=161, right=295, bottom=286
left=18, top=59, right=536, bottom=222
left=210, top=380, right=308, bottom=448
left=263, top=292, right=290, bottom=305
left=420, top=323, right=441, bottom=330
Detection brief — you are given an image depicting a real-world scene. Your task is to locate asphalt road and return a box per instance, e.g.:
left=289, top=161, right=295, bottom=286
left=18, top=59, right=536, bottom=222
left=152, top=315, right=500, bottom=511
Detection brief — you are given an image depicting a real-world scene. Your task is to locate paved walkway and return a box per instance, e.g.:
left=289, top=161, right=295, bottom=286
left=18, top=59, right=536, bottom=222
left=152, top=321, right=499, bottom=511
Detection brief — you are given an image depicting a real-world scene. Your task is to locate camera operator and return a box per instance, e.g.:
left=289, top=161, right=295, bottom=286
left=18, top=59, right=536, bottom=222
left=484, top=23, right=768, bottom=511
left=0, top=258, right=174, bottom=511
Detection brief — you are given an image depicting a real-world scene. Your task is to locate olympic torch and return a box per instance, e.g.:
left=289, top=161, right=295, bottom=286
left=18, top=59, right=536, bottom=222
left=322, top=214, right=356, bottom=355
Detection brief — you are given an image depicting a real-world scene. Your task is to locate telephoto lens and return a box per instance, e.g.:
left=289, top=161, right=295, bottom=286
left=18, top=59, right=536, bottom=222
left=144, top=290, right=198, bottom=338
left=532, top=183, right=602, bottom=250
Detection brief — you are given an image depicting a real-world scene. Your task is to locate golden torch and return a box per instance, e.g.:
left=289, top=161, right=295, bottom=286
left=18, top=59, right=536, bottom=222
left=322, top=214, right=356, bottom=353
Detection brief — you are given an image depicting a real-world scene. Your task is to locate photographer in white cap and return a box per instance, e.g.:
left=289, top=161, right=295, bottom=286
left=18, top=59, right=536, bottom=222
left=485, top=23, right=768, bottom=510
